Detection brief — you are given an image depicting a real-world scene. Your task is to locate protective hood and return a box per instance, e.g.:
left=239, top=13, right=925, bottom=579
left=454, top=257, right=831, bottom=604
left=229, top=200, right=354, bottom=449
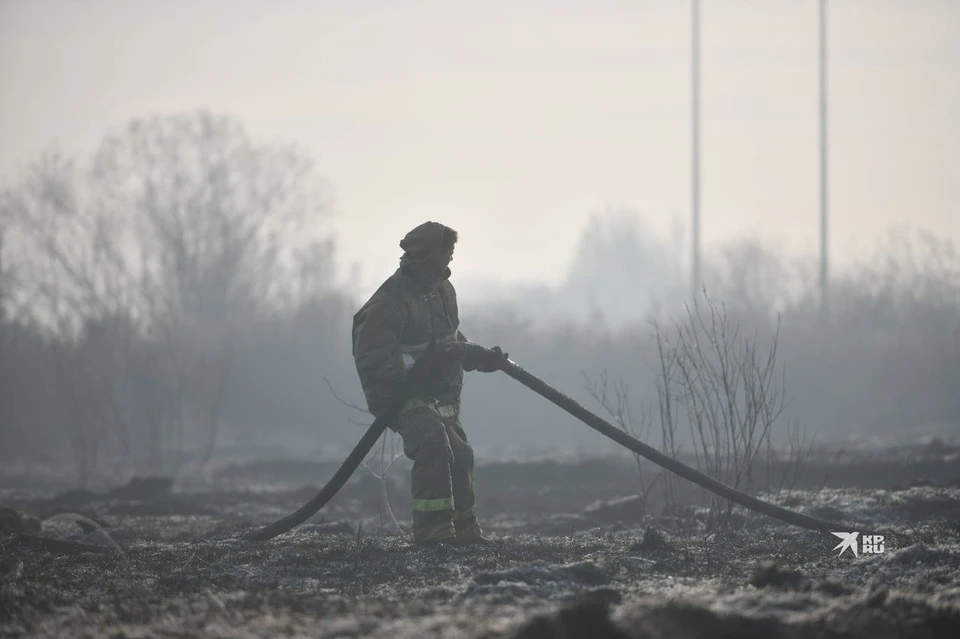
left=399, top=221, right=457, bottom=284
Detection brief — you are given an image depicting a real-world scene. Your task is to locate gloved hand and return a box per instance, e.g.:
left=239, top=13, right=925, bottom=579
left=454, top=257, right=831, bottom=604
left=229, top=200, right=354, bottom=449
left=465, top=346, right=509, bottom=373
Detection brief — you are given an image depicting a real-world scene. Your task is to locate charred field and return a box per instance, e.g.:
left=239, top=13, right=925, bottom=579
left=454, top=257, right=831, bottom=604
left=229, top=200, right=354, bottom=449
left=2, top=439, right=960, bottom=638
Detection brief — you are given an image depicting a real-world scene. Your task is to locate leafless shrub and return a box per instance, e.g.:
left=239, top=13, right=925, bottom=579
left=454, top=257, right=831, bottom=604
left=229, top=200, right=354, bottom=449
left=763, top=418, right=816, bottom=504
left=585, top=371, right=656, bottom=499
left=362, top=432, right=406, bottom=533
left=653, top=323, right=684, bottom=516
left=324, top=376, right=406, bottom=533
left=589, top=290, right=812, bottom=534
left=657, top=292, right=796, bottom=532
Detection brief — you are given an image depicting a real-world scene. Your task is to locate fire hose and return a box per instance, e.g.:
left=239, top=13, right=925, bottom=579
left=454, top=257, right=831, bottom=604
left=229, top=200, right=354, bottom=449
left=247, top=341, right=849, bottom=542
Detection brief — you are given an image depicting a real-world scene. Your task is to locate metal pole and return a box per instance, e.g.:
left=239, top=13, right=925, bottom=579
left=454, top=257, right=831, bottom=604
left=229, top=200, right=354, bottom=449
left=692, top=0, right=702, bottom=298
left=819, top=0, right=829, bottom=318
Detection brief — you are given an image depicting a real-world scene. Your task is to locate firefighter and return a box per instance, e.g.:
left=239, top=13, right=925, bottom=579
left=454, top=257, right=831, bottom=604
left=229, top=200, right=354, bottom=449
left=352, top=222, right=507, bottom=545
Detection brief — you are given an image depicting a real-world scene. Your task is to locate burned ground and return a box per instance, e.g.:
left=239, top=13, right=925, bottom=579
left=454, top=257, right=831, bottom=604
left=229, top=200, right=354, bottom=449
left=2, top=441, right=960, bottom=638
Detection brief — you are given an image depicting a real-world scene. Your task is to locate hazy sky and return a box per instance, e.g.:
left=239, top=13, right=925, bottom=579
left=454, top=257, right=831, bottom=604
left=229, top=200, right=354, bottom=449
left=2, top=0, right=958, bottom=293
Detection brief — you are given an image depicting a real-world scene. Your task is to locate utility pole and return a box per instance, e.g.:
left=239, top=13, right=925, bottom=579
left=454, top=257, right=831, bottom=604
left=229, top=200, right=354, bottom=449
left=691, top=0, right=702, bottom=299
left=819, top=0, right=829, bottom=318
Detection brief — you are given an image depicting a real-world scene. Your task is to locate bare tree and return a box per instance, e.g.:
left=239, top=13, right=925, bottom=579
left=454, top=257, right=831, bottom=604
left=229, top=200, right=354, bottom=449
left=0, top=215, right=22, bottom=462
left=704, top=239, right=799, bottom=320
left=1, top=111, right=333, bottom=481
left=1, top=153, right=125, bottom=333
left=89, top=111, right=331, bottom=324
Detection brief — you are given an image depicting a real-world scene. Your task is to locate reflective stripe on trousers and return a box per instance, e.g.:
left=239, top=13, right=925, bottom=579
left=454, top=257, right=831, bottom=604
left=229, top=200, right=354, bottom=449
left=397, top=401, right=478, bottom=544
left=413, top=497, right=455, bottom=512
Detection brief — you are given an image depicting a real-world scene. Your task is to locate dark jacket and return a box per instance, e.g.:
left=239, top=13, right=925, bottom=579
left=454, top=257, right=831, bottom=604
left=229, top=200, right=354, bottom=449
left=352, top=223, right=470, bottom=416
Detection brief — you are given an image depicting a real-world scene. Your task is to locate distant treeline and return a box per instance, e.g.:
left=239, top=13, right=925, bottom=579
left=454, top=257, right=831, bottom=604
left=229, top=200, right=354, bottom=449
left=1, top=112, right=957, bottom=487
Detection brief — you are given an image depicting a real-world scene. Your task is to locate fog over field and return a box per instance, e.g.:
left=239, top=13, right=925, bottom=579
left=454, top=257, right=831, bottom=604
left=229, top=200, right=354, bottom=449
left=1, top=2, right=958, bottom=638
left=2, top=0, right=957, bottom=474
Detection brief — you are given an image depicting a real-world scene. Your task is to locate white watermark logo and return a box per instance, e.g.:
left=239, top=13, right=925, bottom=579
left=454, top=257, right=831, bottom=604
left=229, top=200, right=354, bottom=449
left=831, top=532, right=885, bottom=557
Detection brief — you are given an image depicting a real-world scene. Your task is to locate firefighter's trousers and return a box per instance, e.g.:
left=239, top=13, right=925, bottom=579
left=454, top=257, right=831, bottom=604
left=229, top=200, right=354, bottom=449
left=396, top=398, right=482, bottom=544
